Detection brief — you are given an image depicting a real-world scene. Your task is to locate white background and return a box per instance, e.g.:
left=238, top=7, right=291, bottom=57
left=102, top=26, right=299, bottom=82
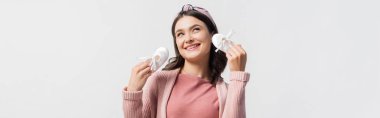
left=1, top=0, right=379, bottom=118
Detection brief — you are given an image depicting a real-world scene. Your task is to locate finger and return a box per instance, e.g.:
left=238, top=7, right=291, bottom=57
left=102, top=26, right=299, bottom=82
left=228, top=46, right=240, bottom=57
left=226, top=50, right=232, bottom=59
left=136, top=60, right=151, bottom=72
left=226, top=49, right=236, bottom=61
left=145, top=58, right=152, bottom=64
left=234, top=44, right=247, bottom=58
left=234, top=44, right=245, bottom=53
left=142, top=71, right=153, bottom=80
left=138, top=66, right=152, bottom=78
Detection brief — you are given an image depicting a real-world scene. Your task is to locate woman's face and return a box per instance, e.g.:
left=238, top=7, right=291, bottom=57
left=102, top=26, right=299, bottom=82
left=174, top=16, right=212, bottom=62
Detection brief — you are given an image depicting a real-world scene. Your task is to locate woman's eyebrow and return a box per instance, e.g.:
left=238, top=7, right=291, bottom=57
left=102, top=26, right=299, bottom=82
left=189, top=24, right=200, bottom=29
left=175, top=24, right=201, bottom=34
left=175, top=29, right=183, bottom=34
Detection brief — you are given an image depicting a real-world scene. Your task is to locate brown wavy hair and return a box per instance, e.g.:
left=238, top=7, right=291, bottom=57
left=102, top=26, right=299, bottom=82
left=163, top=10, right=227, bottom=85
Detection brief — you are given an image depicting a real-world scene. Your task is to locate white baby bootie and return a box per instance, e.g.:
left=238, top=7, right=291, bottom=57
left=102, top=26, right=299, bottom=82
left=139, top=47, right=169, bottom=72
left=212, top=31, right=235, bottom=53
left=150, top=47, right=169, bottom=71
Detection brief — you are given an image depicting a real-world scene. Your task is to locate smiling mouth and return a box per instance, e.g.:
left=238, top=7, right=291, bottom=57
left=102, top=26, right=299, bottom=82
left=185, top=44, right=200, bottom=51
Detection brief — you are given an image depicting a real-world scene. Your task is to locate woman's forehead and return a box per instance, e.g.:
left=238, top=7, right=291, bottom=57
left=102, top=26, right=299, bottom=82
left=175, top=16, right=206, bottom=31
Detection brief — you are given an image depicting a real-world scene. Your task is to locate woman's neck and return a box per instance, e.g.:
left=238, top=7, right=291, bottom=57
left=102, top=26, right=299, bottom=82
left=181, top=58, right=210, bottom=80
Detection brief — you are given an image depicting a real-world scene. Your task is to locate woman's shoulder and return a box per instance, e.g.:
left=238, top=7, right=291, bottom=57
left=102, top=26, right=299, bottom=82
left=143, top=68, right=180, bottom=92
left=149, top=68, right=181, bottom=81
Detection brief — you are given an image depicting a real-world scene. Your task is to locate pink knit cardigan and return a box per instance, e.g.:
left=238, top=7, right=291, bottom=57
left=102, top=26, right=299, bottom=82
left=123, top=68, right=250, bottom=118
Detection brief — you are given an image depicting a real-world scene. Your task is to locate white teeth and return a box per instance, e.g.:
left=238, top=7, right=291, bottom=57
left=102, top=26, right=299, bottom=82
left=186, top=44, right=199, bottom=50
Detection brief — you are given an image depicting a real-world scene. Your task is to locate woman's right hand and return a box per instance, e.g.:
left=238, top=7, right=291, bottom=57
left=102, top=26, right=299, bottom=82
left=127, top=59, right=153, bottom=91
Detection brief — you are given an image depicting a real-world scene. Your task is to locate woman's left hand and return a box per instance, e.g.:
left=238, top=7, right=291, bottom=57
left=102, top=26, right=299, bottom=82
left=226, top=44, right=247, bottom=71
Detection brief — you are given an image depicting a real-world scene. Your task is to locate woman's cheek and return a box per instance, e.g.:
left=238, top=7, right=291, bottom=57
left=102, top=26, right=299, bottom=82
left=176, top=39, right=182, bottom=48
left=176, top=40, right=184, bottom=53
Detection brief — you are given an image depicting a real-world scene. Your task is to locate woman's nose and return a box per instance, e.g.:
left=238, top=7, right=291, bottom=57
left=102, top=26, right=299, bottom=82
left=185, top=34, right=194, bottom=43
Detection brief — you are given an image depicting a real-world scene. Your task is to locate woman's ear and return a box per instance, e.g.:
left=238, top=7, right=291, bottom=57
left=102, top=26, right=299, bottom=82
left=209, top=31, right=215, bottom=38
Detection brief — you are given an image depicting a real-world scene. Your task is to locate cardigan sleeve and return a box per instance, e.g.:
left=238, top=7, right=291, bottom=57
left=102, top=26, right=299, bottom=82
left=123, top=73, right=158, bottom=118
left=222, top=71, right=250, bottom=118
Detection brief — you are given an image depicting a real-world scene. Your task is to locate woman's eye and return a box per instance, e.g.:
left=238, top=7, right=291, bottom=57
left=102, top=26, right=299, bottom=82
left=177, top=33, right=184, bottom=37
left=193, top=28, right=200, bottom=33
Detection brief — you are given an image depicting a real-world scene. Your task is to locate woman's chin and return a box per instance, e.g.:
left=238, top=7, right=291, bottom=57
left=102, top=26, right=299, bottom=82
left=180, top=47, right=209, bottom=62
left=183, top=53, right=204, bottom=62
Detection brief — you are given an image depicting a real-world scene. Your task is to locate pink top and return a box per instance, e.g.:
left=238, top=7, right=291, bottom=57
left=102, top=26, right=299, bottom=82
left=123, top=68, right=250, bottom=118
left=167, top=74, right=219, bottom=118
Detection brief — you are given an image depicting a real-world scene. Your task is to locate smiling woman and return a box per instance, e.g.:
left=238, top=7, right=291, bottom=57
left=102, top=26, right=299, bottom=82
left=174, top=17, right=212, bottom=63
left=123, top=4, right=250, bottom=118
